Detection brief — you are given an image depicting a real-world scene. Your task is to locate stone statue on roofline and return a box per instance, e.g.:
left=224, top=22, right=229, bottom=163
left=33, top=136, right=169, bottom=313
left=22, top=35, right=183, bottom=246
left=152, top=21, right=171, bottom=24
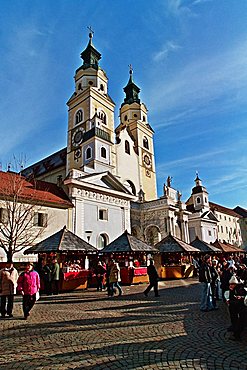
left=138, top=187, right=145, bottom=203
left=167, top=176, right=172, bottom=187
left=163, top=184, right=168, bottom=197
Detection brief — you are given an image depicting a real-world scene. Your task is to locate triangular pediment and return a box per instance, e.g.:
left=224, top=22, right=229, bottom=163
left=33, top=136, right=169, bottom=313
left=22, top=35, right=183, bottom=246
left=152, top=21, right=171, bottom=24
left=201, top=210, right=218, bottom=221
left=74, top=171, right=133, bottom=195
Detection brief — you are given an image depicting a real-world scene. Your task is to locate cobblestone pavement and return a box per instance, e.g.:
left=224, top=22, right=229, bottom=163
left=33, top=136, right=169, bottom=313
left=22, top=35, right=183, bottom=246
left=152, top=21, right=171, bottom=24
left=0, top=278, right=246, bottom=370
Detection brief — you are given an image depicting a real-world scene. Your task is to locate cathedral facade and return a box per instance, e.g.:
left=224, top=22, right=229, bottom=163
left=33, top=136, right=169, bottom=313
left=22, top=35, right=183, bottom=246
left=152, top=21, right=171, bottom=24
left=23, top=32, right=244, bottom=250
left=23, top=32, right=189, bottom=249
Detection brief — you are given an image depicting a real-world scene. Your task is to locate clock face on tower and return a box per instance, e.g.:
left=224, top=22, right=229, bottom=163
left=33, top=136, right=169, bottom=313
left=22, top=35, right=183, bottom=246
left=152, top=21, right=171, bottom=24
left=72, top=127, right=84, bottom=147
left=143, top=153, right=152, bottom=169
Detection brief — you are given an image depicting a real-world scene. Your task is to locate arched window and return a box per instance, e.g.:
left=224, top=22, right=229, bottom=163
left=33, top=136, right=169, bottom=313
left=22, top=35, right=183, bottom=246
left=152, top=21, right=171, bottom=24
left=143, top=136, right=149, bottom=149
left=145, top=225, right=160, bottom=246
left=196, top=197, right=201, bottom=204
left=101, top=147, right=107, bottom=158
left=98, top=234, right=108, bottom=249
left=86, top=147, right=92, bottom=160
left=75, top=109, right=83, bottom=125
left=100, top=111, right=107, bottom=125
left=125, top=140, right=130, bottom=154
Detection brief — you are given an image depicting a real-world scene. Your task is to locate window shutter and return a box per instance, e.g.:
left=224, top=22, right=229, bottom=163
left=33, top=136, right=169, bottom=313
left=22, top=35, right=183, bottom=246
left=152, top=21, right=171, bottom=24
left=43, top=213, right=48, bottom=227
left=33, top=212, right=39, bottom=226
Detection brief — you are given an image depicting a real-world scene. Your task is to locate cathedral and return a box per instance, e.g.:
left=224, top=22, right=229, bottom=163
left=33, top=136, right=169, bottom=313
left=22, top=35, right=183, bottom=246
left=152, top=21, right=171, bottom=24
left=22, top=32, right=244, bottom=250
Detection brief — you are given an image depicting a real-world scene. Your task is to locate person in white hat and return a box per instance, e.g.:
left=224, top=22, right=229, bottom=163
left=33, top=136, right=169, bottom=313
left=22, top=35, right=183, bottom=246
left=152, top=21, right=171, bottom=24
left=228, top=276, right=239, bottom=285
left=226, top=275, right=247, bottom=341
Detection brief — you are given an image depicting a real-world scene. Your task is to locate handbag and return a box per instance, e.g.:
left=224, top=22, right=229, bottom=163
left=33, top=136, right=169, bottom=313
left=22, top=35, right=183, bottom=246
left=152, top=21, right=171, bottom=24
left=35, top=291, right=40, bottom=301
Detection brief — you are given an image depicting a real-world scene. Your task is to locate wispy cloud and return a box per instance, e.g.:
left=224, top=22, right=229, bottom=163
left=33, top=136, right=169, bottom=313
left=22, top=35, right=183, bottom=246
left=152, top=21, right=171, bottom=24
left=149, top=38, right=247, bottom=127
left=0, top=24, right=58, bottom=158
left=209, top=172, right=247, bottom=198
left=192, top=0, right=213, bottom=5
left=156, top=148, right=227, bottom=175
left=167, top=0, right=196, bottom=17
left=153, top=41, right=181, bottom=62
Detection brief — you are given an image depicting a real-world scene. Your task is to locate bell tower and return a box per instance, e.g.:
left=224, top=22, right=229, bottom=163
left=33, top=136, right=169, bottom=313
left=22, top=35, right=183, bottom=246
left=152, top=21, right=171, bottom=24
left=116, top=66, right=157, bottom=200
left=191, top=173, right=210, bottom=212
left=66, top=29, right=116, bottom=175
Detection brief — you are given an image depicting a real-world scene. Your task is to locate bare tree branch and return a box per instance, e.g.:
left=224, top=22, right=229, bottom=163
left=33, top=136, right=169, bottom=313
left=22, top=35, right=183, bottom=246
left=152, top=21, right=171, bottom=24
left=0, top=160, right=52, bottom=262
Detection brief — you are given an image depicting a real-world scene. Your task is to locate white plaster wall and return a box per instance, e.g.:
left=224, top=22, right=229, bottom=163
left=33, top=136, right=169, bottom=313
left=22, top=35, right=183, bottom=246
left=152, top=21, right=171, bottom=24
left=78, top=197, right=130, bottom=248
left=216, top=211, right=242, bottom=246
left=188, top=218, right=202, bottom=242
left=200, top=222, right=217, bottom=244
left=115, top=128, right=140, bottom=194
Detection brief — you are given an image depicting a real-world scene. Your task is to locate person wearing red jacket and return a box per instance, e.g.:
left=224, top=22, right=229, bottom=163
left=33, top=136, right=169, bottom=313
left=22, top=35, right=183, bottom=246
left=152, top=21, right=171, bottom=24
left=17, top=262, right=40, bottom=319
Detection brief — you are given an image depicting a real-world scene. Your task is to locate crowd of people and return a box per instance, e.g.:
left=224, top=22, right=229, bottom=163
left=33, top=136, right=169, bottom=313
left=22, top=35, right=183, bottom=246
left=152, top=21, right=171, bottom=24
left=0, top=258, right=60, bottom=320
left=0, top=262, right=39, bottom=320
left=92, top=258, right=160, bottom=298
left=0, top=254, right=246, bottom=340
left=37, top=258, right=61, bottom=295
left=198, top=254, right=247, bottom=341
left=92, top=260, right=123, bottom=296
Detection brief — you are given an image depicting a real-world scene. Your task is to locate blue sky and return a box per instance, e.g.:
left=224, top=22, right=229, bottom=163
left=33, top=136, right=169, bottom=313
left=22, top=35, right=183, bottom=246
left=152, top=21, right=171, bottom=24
left=0, top=0, right=246, bottom=209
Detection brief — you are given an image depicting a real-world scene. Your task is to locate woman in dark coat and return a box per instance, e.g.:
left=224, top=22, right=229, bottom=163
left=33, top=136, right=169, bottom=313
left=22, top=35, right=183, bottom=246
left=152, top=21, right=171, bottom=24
left=95, top=261, right=106, bottom=291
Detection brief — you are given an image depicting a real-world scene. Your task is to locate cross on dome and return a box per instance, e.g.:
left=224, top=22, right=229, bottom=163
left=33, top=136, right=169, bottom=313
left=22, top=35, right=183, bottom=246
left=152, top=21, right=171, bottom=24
left=87, top=25, right=94, bottom=39
left=128, top=64, right=133, bottom=75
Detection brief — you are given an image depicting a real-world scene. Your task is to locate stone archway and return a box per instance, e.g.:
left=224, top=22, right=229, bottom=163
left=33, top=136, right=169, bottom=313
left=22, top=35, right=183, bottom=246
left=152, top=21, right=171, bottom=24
left=145, top=225, right=161, bottom=246
left=131, top=225, right=142, bottom=240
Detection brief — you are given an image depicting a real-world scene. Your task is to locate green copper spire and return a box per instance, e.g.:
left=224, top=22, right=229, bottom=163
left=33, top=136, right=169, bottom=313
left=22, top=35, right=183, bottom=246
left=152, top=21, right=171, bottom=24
left=122, top=65, right=141, bottom=106
left=80, top=27, right=101, bottom=70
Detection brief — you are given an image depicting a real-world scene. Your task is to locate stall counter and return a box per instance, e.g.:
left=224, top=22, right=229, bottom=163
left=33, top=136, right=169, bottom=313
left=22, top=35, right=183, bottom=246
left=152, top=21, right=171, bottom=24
left=61, top=270, right=89, bottom=291
left=120, top=267, right=149, bottom=285
left=159, top=265, right=184, bottom=279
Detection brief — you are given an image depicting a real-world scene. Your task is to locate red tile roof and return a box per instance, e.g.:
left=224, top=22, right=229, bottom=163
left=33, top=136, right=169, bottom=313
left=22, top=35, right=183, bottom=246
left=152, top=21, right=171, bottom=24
left=209, top=202, right=241, bottom=218
left=212, top=240, right=243, bottom=253
left=0, top=171, right=73, bottom=208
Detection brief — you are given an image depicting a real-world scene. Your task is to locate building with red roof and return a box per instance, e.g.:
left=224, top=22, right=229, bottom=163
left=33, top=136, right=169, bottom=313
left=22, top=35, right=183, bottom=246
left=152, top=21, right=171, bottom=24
left=0, top=171, right=73, bottom=262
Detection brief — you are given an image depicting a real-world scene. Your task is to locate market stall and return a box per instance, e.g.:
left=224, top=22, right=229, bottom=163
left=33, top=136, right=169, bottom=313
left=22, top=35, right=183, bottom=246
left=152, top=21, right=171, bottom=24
left=24, top=226, right=97, bottom=291
left=190, top=237, right=222, bottom=255
left=154, top=234, right=200, bottom=279
left=101, top=230, right=158, bottom=285
left=212, top=240, right=245, bottom=255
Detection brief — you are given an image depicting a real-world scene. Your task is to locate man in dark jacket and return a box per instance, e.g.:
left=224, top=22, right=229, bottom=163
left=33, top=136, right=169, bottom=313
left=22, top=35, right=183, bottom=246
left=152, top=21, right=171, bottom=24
left=144, top=259, right=159, bottom=297
left=226, top=275, right=247, bottom=341
left=51, top=259, right=60, bottom=295
left=199, top=255, right=215, bottom=312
